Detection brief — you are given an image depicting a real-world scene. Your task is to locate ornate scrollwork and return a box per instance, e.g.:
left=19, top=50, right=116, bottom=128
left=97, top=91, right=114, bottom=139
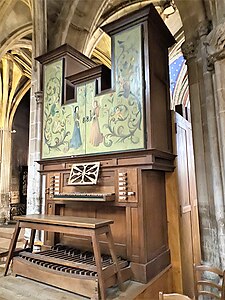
left=102, top=27, right=143, bottom=147
left=68, top=162, right=100, bottom=185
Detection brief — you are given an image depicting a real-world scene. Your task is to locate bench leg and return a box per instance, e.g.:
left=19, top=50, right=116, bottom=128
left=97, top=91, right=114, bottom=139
left=29, top=229, right=36, bottom=252
left=92, top=233, right=106, bottom=300
left=106, top=226, right=124, bottom=291
left=4, top=221, right=21, bottom=276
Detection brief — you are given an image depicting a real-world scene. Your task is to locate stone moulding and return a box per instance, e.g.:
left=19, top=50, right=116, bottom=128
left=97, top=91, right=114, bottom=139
left=181, top=38, right=198, bottom=61
left=205, top=22, right=225, bottom=64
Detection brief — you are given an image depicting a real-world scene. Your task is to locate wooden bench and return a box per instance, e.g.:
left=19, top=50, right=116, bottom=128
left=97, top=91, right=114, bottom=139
left=4, top=214, right=124, bottom=300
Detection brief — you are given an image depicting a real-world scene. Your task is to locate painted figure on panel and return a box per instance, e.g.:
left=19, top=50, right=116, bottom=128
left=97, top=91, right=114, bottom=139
left=70, top=106, right=82, bottom=149
left=89, top=100, right=103, bottom=147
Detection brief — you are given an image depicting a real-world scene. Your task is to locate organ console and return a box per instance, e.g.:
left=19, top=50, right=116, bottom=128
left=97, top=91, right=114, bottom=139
left=10, top=3, right=176, bottom=299
left=53, top=193, right=116, bottom=202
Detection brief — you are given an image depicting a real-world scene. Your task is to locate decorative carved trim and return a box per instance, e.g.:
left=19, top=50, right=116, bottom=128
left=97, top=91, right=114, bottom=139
left=68, top=162, right=100, bottom=185
left=35, top=91, right=43, bottom=104
left=181, top=39, right=198, bottom=61
left=205, top=22, right=225, bottom=63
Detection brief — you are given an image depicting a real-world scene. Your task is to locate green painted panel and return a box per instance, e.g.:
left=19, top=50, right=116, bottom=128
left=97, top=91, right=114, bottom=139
left=42, top=25, right=144, bottom=159
left=42, top=60, right=85, bottom=158
left=86, top=25, right=144, bottom=154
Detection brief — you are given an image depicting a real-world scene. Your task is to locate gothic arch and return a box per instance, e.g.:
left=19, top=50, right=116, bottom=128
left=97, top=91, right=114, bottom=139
left=9, top=80, right=31, bottom=129
left=0, top=23, right=32, bottom=59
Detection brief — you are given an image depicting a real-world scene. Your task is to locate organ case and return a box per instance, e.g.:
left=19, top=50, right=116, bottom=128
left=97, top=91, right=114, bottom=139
left=19, top=3, right=176, bottom=292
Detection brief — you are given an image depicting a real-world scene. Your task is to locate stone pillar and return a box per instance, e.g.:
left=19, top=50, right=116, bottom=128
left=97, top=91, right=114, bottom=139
left=26, top=91, right=43, bottom=215
left=199, top=21, right=224, bottom=268
left=26, top=0, right=47, bottom=223
left=205, top=21, right=225, bottom=267
left=213, top=0, right=225, bottom=25
left=0, top=127, right=12, bottom=223
left=182, top=19, right=225, bottom=268
left=182, top=35, right=222, bottom=267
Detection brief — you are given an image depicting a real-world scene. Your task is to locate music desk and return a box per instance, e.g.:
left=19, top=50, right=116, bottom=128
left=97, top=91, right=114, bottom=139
left=4, top=214, right=123, bottom=300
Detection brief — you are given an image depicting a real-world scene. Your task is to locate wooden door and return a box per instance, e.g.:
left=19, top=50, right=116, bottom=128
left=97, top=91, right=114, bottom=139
left=175, top=112, right=201, bottom=298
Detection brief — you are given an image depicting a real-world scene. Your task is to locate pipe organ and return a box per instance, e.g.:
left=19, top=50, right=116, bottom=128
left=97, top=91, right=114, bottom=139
left=12, top=4, right=175, bottom=298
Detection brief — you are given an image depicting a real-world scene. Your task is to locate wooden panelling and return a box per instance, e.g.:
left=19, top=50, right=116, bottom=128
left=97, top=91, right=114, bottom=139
left=135, top=266, right=173, bottom=300
left=165, top=171, right=183, bottom=293
left=44, top=166, right=171, bottom=283
left=142, top=171, right=168, bottom=261
left=165, top=112, right=201, bottom=297
left=59, top=203, right=127, bottom=258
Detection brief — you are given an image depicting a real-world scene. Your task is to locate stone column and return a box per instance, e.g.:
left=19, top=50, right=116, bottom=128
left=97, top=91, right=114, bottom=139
left=213, top=0, right=225, bottom=25
left=181, top=36, right=221, bottom=266
left=26, top=0, right=47, bottom=221
left=0, top=127, right=12, bottom=223
left=205, top=21, right=225, bottom=267
left=199, top=21, right=224, bottom=268
left=182, top=18, right=225, bottom=268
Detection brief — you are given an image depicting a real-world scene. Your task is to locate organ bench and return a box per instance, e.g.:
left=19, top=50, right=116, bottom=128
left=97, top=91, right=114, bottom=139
left=4, top=214, right=124, bottom=300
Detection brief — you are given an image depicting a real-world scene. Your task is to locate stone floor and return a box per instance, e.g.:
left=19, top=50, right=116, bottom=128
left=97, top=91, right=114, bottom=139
left=0, top=224, right=25, bottom=265
left=0, top=268, right=145, bottom=300
left=0, top=225, right=146, bottom=300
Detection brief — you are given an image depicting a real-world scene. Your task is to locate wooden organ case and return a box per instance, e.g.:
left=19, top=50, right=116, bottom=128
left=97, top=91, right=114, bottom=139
left=14, top=4, right=176, bottom=298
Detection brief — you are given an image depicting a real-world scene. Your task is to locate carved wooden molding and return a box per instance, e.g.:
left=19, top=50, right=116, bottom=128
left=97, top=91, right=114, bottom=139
left=68, top=162, right=100, bottom=185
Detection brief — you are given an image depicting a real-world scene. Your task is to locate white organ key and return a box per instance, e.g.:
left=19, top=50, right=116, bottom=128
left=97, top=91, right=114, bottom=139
left=119, top=177, right=127, bottom=181
left=119, top=196, right=127, bottom=201
left=119, top=186, right=127, bottom=191
left=119, top=192, right=127, bottom=196
left=119, top=172, right=127, bottom=176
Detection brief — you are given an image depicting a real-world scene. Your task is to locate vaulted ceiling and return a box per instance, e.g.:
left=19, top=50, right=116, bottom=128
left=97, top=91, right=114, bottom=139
left=0, top=0, right=211, bottom=128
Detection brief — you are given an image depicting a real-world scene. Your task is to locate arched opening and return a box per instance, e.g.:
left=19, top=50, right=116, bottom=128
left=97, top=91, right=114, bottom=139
left=10, top=90, right=30, bottom=220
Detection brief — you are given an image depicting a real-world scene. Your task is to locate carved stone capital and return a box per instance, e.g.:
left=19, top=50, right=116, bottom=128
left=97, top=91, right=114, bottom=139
left=198, top=20, right=210, bottom=38
left=206, top=56, right=215, bottom=72
left=35, top=91, right=43, bottom=105
left=205, top=21, right=225, bottom=63
left=181, top=39, right=198, bottom=61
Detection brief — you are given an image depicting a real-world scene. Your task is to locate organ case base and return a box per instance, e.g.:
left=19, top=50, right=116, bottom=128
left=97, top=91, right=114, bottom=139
left=42, top=151, right=172, bottom=284
left=12, top=245, right=131, bottom=300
